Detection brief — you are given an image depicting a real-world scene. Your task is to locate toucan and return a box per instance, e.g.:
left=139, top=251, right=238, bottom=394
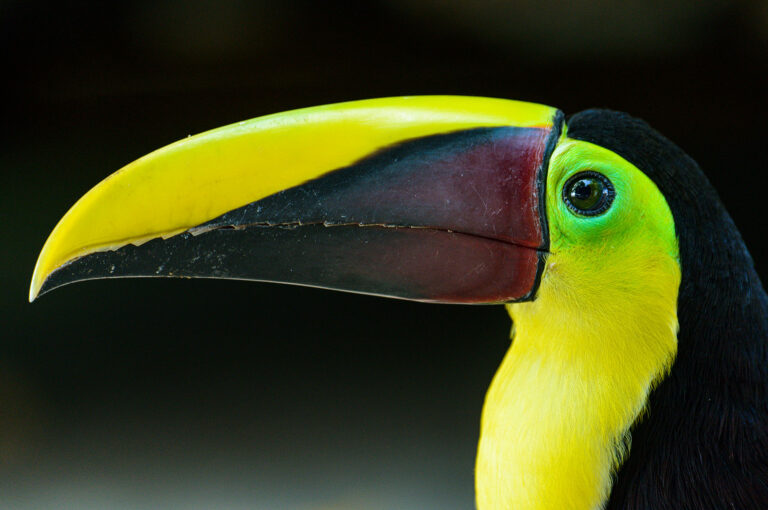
left=30, top=96, right=768, bottom=510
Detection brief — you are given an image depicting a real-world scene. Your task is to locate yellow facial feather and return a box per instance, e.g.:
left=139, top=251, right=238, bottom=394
left=476, top=139, right=681, bottom=510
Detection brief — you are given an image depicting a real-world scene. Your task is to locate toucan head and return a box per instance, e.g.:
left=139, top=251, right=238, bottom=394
left=29, top=96, right=768, bottom=510
left=29, top=96, right=682, bottom=326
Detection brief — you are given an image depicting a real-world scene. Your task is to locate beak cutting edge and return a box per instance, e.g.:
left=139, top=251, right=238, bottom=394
left=30, top=96, right=564, bottom=303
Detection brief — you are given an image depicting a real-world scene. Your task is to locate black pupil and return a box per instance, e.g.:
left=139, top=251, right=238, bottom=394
left=569, top=178, right=603, bottom=210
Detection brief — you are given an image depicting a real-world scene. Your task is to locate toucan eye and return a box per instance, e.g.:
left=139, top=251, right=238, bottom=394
left=562, top=171, right=615, bottom=216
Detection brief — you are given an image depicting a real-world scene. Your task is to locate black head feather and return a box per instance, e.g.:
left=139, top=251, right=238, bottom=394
left=568, top=110, right=768, bottom=510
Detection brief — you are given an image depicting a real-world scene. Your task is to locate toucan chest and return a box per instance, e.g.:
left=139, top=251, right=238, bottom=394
left=475, top=266, right=679, bottom=510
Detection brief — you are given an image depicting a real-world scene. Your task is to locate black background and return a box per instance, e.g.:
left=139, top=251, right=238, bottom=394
left=2, top=1, right=767, bottom=508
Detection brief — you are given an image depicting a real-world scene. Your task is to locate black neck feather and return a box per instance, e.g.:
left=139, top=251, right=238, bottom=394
left=568, top=110, right=768, bottom=510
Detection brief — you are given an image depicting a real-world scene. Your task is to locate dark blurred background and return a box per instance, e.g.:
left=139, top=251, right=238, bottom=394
left=1, top=1, right=767, bottom=508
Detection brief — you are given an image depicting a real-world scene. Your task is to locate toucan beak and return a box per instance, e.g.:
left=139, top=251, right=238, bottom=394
left=30, top=96, right=563, bottom=304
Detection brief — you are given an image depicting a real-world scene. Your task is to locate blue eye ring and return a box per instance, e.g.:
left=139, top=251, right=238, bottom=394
left=562, top=171, right=616, bottom=217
